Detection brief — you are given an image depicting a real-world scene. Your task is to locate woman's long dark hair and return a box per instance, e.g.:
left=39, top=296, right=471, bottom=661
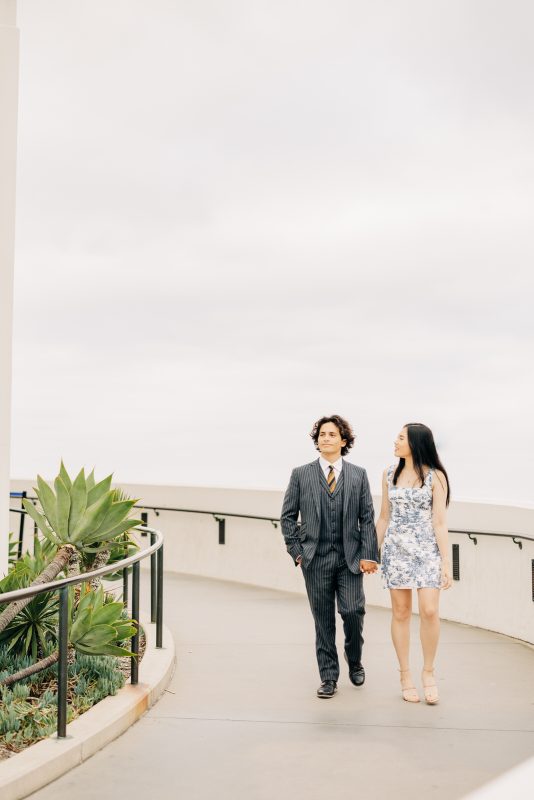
left=394, top=422, right=450, bottom=505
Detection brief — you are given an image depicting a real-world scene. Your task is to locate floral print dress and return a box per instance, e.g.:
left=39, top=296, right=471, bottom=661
left=381, top=465, right=442, bottom=589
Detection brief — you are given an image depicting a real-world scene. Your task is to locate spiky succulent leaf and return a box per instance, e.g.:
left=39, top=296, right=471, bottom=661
left=88, top=499, right=136, bottom=538
left=36, top=476, right=58, bottom=531
left=54, top=476, right=71, bottom=540
left=86, top=469, right=96, bottom=492
left=80, top=543, right=118, bottom=555
left=59, top=460, right=72, bottom=490
left=92, top=587, right=105, bottom=613
left=71, top=589, right=95, bottom=626
left=92, top=602, right=124, bottom=626
left=72, top=492, right=113, bottom=541
left=86, top=474, right=113, bottom=509
left=97, top=643, right=135, bottom=657
left=69, top=587, right=136, bottom=656
left=82, top=517, right=142, bottom=546
left=75, top=642, right=134, bottom=657
left=22, top=500, right=61, bottom=546
left=76, top=623, right=116, bottom=648
left=68, top=468, right=87, bottom=536
left=102, top=534, right=139, bottom=582
left=7, top=532, right=18, bottom=565
left=70, top=607, right=92, bottom=642
left=113, top=623, right=137, bottom=639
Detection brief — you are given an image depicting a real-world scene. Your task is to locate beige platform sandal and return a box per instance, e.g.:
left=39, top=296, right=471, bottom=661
left=422, top=668, right=439, bottom=705
left=399, top=669, right=420, bottom=703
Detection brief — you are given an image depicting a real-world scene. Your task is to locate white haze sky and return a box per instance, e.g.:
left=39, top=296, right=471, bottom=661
left=10, top=0, right=534, bottom=505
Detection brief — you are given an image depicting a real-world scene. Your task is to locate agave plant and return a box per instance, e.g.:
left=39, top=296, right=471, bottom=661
left=0, top=585, right=137, bottom=687
left=22, top=462, right=142, bottom=555
left=102, top=532, right=139, bottom=582
left=69, top=586, right=136, bottom=658
left=0, top=464, right=141, bottom=638
left=0, top=592, right=58, bottom=662
left=3, top=537, right=58, bottom=588
left=0, top=538, right=65, bottom=661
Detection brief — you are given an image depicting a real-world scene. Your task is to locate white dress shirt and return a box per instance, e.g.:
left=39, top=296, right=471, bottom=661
left=319, top=456, right=343, bottom=483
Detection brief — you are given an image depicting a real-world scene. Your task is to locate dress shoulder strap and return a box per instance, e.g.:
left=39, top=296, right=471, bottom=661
left=386, top=464, right=395, bottom=487
left=425, top=468, right=433, bottom=487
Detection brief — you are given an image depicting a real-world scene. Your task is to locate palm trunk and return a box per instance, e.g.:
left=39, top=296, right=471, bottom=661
left=89, top=549, right=110, bottom=590
left=0, top=650, right=59, bottom=686
left=0, top=544, right=76, bottom=634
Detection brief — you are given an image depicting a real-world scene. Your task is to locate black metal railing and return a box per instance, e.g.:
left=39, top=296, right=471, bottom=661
left=8, top=493, right=534, bottom=610
left=8, top=495, right=282, bottom=554
left=0, top=518, right=164, bottom=738
left=132, top=503, right=534, bottom=548
left=10, top=493, right=534, bottom=554
left=449, top=528, right=534, bottom=549
left=127, top=508, right=534, bottom=597
left=134, top=504, right=279, bottom=547
left=136, top=503, right=280, bottom=526
left=11, top=494, right=533, bottom=547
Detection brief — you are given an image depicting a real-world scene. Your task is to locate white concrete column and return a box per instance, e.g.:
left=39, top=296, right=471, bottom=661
left=0, top=0, right=19, bottom=576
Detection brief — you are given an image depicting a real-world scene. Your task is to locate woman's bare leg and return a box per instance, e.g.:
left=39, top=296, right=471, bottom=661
left=417, top=588, right=441, bottom=702
left=417, top=588, right=440, bottom=669
left=390, top=589, right=414, bottom=686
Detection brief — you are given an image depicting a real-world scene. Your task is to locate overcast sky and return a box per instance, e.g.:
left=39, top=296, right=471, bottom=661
left=10, top=0, right=534, bottom=505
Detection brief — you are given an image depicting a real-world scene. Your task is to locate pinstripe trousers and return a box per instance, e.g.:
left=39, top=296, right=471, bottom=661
left=301, top=549, right=365, bottom=681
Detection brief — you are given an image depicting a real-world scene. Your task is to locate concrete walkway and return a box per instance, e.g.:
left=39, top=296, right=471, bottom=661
left=29, top=573, right=534, bottom=800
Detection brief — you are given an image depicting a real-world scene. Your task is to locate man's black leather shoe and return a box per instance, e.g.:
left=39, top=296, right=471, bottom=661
left=317, top=680, right=337, bottom=698
left=344, top=652, right=365, bottom=686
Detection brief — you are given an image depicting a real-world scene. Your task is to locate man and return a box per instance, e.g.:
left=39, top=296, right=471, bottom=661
left=281, top=415, right=379, bottom=698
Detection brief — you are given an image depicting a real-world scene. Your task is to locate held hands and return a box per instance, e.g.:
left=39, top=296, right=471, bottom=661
left=298, top=556, right=378, bottom=574
left=360, top=560, right=378, bottom=575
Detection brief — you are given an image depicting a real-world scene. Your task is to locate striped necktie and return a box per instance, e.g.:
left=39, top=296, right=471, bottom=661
left=327, top=465, right=336, bottom=493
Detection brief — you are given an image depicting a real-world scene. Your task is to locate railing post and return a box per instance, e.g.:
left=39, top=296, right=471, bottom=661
left=131, top=561, right=140, bottom=684
left=17, top=490, right=26, bottom=559
left=57, top=587, right=69, bottom=738
left=156, top=543, right=163, bottom=648
left=150, top=532, right=157, bottom=623
left=32, top=499, right=38, bottom=550
left=123, top=566, right=129, bottom=607
left=140, top=511, right=148, bottom=536
left=122, top=532, right=129, bottom=607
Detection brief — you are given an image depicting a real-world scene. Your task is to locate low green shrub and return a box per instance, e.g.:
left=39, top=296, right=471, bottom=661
left=0, top=537, right=61, bottom=661
left=0, top=645, right=125, bottom=752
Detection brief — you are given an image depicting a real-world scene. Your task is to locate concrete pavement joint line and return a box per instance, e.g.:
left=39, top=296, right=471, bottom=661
left=142, top=715, right=534, bottom=734
left=175, top=641, right=523, bottom=646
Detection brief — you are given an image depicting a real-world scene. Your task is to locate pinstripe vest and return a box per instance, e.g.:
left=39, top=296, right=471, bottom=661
left=315, top=471, right=345, bottom=556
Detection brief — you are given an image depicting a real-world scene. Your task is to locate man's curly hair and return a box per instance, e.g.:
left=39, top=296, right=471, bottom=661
left=310, top=415, right=356, bottom=456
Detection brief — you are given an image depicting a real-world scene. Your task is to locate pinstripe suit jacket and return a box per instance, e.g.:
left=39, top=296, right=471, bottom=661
left=281, top=459, right=379, bottom=574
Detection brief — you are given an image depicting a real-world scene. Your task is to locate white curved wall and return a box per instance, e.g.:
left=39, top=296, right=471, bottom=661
left=10, top=480, right=534, bottom=644
left=0, top=1, right=19, bottom=576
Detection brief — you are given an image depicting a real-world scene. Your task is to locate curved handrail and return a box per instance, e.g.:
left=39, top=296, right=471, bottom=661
left=449, top=528, right=534, bottom=548
left=0, top=523, right=164, bottom=739
left=0, top=525, right=161, bottom=604
left=10, top=499, right=533, bottom=546
left=128, top=503, right=281, bottom=527
left=133, top=504, right=534, bottom=546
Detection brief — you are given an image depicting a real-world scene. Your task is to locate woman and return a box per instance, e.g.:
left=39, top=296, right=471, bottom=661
left=376, top=423, right=452, bottom=705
